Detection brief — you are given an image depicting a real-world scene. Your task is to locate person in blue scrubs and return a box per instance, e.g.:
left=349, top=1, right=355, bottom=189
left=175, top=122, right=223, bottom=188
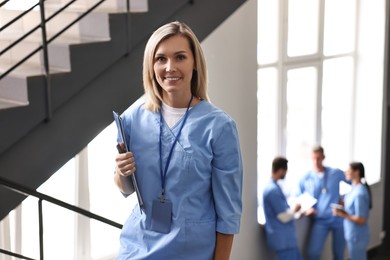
left=297, top=145, right=346, bottom=260
left=114, top=21, right=243, bottom=260
left=263, top=157, right=302, bottom=260
left=333, top=162, right=371, bottom=260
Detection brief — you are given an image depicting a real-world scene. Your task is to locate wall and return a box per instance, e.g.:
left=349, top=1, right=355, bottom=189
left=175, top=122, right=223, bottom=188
left=201, top=0, right=385, bottom=259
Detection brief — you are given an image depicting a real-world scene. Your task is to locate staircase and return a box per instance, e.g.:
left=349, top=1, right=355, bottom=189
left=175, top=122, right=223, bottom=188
left=0, top=0, right=148, bottom=109
left=0, top=0, right=247, bottom=221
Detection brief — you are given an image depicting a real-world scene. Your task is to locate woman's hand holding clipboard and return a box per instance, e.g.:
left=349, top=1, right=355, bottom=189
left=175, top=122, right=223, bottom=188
left=113, top=111, right=144, bottom=213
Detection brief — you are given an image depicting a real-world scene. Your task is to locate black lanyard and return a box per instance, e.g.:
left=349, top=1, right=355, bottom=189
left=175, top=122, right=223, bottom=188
left=158, top=96, right=193, bottom=202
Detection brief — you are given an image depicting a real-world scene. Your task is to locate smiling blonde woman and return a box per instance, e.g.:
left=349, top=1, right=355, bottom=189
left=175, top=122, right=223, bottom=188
left=114, top=21, right=243, bottom=260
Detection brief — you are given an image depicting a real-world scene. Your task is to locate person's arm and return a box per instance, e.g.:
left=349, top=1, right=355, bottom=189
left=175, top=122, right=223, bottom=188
left=114, top=150, right=136, bottom=195
left=333, top=192, right=369, bottom=225
left=333, top=209, right=367, bottom=225
left=277, top=204, right=301, bottom=223
left=211, top=119, right=242, bottom=258
left=214, top=232, right=234, bottom=260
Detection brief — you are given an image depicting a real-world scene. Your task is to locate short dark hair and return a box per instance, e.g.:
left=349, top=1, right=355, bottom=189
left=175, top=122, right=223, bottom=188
left=272, top=157, right=288, bottom=173
left=312, top=145, right=324, bottom=154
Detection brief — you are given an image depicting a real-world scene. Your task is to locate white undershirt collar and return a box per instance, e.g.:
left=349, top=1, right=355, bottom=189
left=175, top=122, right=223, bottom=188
left=161, top=101, right=189, bottom=128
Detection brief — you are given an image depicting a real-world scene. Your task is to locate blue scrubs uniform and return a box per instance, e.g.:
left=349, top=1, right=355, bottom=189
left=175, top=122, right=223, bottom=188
left=116, top=99, right=243, bottom=260
left=263, top=179, right=302, bottom=260
left=344, top=184, right=370, bottom=260
left=298, top=167, right=346, bottom=260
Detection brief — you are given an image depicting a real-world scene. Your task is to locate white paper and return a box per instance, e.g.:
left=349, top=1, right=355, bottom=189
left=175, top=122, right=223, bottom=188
left=295, top=192, right=318, bottom=212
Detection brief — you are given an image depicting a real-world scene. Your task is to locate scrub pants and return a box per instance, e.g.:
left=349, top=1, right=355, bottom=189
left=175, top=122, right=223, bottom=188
left=307, top=220, right=345, bottom=260
left=276, top=247, right=302, bottom=260
left=347, top=241, right=368, bottom=260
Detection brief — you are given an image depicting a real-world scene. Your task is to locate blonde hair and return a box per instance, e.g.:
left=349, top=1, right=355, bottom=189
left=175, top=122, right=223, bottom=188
left=143, top=21, right=209, bottom=112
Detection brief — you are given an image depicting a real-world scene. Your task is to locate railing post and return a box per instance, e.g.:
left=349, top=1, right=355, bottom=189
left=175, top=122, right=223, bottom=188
left=39, top=0, right=52, bottom=121
left=38, top=199, right=44, bottom=260
left=125, top=0, right=131, bottom=55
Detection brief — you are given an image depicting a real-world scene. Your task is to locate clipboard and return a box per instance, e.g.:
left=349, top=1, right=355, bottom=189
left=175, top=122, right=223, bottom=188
left=330, top=203, right=347, bottom=214
left=113, top=111, right=144, bottom=212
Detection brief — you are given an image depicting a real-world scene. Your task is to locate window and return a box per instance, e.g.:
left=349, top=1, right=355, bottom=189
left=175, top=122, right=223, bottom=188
left=257, top=0, right=385, bottom=224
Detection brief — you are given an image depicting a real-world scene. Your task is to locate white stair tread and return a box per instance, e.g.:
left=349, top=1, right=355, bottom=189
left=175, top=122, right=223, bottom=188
left=0, top=98, right=29, bottom=109
left=1, top=0, right=148, bottom=13
left=0, top=62, right=68, bottom=78
left=0, top=34, right=110, bottom=45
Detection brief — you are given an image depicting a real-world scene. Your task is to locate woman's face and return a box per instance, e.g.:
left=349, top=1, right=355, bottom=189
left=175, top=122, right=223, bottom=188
left=153, top=35, right=195, bottom=97
left=345, top=167, right=358, bottom=181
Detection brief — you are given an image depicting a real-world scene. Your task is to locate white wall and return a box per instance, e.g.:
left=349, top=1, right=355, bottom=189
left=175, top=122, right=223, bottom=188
left=201, top=0, right=384, bottom=259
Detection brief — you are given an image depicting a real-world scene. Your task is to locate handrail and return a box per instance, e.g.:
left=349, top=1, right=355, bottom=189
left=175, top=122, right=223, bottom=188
left=0, top=0, right=11, bottom=8
left=0, top=175, right=122, bottom=260
left=0, top=2, right=40, bottom=32
left=0, top=249, right=35, bottom=260
left=0, top=0, right=110, bottom=77
left=0, top=0, right=116, bottom=121
left=0, top=176, right=123, bottom=228
left=47, top=0, right=108, bottom=45
left=39, top=0, right=52, bottom=121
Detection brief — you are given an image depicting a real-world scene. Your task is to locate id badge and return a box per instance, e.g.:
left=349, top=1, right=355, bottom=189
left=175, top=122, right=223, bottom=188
left=151, top=199, right=172, bottom=234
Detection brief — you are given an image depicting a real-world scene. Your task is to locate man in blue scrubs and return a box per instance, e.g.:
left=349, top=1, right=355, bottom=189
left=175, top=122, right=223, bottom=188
left=298, top=145, right=346, bottom=260
left=263, top=157, right=302, bottom=260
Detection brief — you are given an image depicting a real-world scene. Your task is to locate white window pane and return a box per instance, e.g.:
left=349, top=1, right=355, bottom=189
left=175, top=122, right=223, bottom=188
left=358, top=0, right=385, bottom=61
left=257, top=68, right=278, bottom=224
left=41, top=202, right=75, bottom=260
left=285, top=67, right=317, bottom=193
left=88, top=122, right=135, bottom=224
left=37, top=159, right=76, bottom=204
left=287, top=0, right=319, bottom=57
left=19, top=197, right=40, bottom=259
left=88, top=122, right=137, bottom=258
left=353, top=0, right=385, bottom=184
left=321, top=57, right=353, bottom=168
left=258, top=0, right=279, bottom=64
left=324, top=0, right=356, bottom=56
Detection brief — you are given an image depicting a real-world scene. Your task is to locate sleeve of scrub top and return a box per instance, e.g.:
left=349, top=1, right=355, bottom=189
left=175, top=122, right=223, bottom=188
left=266, top=189, right=291, bottom=223
left=211, top=120, right=243, bottom=235
left=277, top=209, right=295, bottom=223
left=354, top=191, right=369, bottom=219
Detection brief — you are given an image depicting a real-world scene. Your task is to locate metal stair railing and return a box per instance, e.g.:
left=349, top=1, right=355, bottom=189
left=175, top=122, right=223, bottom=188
left=0, top=175, right=123, bottom=260
left=0, top=0, right=132, bottom=120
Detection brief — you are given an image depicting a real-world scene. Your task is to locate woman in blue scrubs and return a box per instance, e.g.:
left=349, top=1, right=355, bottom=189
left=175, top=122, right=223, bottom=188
left=333, top=162, right=371, bottom=260
left=114, top=21, right=243, bottom=260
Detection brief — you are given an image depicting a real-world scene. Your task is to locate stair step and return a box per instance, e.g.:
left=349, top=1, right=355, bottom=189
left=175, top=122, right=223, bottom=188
left=0, top=62, right=67, bottom=110
left=1, top=9, right=111, bottom=40
left=0, top=0, right=149, bottom=111
left=0, top=76, right=29, bottom=109
left=0, top=0, right=148, bottom=13
left=1, top=34, right=110, bottom=71
left=0, top=67, right=30, bottom=110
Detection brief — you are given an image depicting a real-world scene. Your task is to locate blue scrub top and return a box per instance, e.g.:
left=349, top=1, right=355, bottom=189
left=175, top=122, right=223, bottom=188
left=298, top=167, right=346, bottom=222
left=343, top=184, right=370, bottom=244
left=116, top=99, right=243, bottom=260
left=263, top=179, right=298, bottom=251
